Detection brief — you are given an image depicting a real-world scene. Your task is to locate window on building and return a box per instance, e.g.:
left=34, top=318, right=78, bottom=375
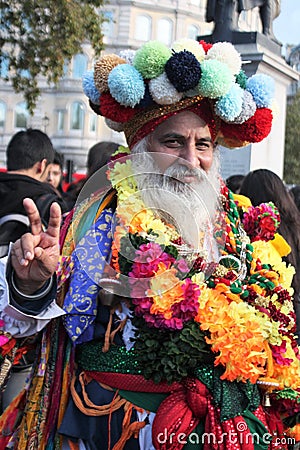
left=135, top=15, right=151, bottom=41
left=57, top=110, right=65, bottom=131
left=187, top=25, right=199, bottom=40
left=0, top=101, right=6, bottom=128
left=15, top=102, right=29, bottom=128
left=70, top=101, right=84, bottom=130
left=89, top=114, right=96, bottom=132
left=103, top=11, right=114, bottom=38
left=72, top=54, right=88, bottom=79
left=157, top=18, right=173, bottom=46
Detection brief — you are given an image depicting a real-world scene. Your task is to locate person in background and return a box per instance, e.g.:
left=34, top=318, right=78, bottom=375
left=290, top=185, right=300, bottom=213
left=66, top=141, right=119, bottom=207
left=0, top=129, right=61, bottom=229
left=0, top=128, right=63, bottom=413
left=47, top=151, right=64, bottom=192
left=225, top=174, right=245, bottom=194
left=239, top=168, right=300, bottom=344
left=47, top=151, right=73, bottom=212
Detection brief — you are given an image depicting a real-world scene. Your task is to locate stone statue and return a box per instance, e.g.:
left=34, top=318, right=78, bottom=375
left=206, top=0, right=281, bottom=42
left=206, top=0, right=240, bottom=41
left=239, top=0, right=281, bottom=40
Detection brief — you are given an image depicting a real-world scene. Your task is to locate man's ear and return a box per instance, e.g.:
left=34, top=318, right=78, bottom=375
left=35, top=158, right=47, bottom=174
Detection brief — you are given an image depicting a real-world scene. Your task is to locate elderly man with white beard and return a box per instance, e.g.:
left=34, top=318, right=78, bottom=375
left=1, top=39, right=299, bottom=450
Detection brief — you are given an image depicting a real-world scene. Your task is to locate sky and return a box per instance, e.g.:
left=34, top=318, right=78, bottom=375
left=273, top=0, right=300, bottom=48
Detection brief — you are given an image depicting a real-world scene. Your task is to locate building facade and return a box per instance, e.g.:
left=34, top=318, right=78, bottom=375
left=0, top=0, right=263, bottom=170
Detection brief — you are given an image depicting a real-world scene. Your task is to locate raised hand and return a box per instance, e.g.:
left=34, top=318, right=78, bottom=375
left=11, top=198, right=61, bottom=295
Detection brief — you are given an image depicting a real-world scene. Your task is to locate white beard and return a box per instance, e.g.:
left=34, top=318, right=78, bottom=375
left=130, top=137, right=222, bottom=258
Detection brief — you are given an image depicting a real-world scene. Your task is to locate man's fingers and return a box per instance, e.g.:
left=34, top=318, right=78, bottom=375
left=23, top=198, right=43, bottom=236
left=46, top=202, right=61, bottom=239
left=12, top=233, right=41, bottom=266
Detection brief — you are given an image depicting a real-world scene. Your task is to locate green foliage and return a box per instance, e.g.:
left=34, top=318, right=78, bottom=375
left=284, top=91, right=300, bottom=184
left=0, top=0, right=106, bottom=113
left=132, top=318, right=213, bottom=384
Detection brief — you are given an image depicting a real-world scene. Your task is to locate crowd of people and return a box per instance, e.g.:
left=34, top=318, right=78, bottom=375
left=0, top=37, right=299, bottom=450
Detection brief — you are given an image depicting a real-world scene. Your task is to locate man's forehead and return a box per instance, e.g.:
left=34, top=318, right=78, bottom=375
left=152, top=111, right=211, bottom=136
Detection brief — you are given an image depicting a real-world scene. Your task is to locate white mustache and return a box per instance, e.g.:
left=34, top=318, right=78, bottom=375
left=164, top=164, right=205, bottom=182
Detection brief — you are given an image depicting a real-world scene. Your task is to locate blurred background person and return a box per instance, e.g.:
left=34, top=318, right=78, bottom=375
left=290, top=185, right=300, bottom=213
left=47, top=151, right=73, bottom=212
left=226, top=174, right=245, bottom=194
left=0, top=128, right=62, bottom=412
left=239, top=168, right=300, bottom=343
left=0, top=129, right=63, bottom=253
left=66, top=141, right=119, bottom=207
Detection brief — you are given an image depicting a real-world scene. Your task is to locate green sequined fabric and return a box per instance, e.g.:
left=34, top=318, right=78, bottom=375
left=194, top=364, right=261, bottom=421
left=76, top=340, right=260, bottom=422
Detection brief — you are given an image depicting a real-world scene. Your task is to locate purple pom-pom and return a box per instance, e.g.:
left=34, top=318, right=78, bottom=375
left=165, top=51, right=201, bottom=92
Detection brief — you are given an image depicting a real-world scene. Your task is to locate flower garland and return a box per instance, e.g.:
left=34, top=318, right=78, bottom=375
left=107, top=147, right=300, bottom=396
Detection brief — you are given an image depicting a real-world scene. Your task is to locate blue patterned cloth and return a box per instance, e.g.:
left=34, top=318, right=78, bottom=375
left=63, top=208, right=114, bottom=344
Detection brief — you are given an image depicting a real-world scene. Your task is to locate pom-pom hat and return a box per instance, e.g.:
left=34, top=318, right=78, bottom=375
left=84, top=39, right=275, bottom=149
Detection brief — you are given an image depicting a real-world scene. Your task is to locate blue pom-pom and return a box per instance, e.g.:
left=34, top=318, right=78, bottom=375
left=215, top=84, right=243, bottom=122
left=108, top=64, right=145, bottom=108
left=165, top=51, right=201, bottom=92
left=82, top=70, right=100, bottom=104
left=246, top=74, right=274, bottom=108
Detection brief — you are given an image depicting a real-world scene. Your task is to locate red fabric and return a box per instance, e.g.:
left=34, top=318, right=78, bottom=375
left=86, top=371, right=180, bottom=393
left=86, top=371, right=265, bottom=450
left=129, top=98, right=219, bottom=148
left=152, top=379, right=209, bottom=450
left=264, top=407, right=289, bottom=450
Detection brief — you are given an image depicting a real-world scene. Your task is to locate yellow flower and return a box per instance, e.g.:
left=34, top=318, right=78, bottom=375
left=272, top=233, right=291, bottom=257
left=148, top=264, right=184, bottom=316
left=272, top=261, right=295, bottom=290
left=252, top=240, right=282, bottom=267
left=191, top=272, right=206, bottom=287
left=233, top=193, right=252, bottom=211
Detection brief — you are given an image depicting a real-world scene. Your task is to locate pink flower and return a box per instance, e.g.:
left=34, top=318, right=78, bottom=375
left=242, top=202, right=280, bottom=242
left=130, top=242, right=175, bottom=279
left=270, top=341, right=293, bottom=366
left=0, top=335, right=9, bottom=346
left=176, top=259, right=190, bottom=274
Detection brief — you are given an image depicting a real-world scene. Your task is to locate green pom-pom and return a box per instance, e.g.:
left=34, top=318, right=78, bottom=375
left=133, top=41, right=172, bottom=79
left=235, top=70, right=248, bottom=89
left=198, top=60, right=233, bottom=99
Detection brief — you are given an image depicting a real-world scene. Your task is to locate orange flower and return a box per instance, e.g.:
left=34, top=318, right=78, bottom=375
left=148, top=264, right=184, bottom=316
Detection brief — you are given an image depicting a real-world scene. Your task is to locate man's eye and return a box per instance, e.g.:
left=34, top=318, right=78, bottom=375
left=164, top=139, right=181, bottom=146
left=196, top=142, right=210, bottom=149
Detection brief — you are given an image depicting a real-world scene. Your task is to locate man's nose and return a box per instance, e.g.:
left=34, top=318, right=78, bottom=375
left=180, top=144, right=199, bottom=168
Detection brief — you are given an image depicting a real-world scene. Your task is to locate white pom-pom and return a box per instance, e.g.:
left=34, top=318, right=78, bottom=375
left=149, top=72, right=183, bottom=105
left=207, top=42, right=242, bottom=76
left=119, top=49, right=136, bottom=65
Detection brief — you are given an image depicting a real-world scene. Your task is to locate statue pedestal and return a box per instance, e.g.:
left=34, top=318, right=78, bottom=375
left=197, top=32, right=299, bottom=180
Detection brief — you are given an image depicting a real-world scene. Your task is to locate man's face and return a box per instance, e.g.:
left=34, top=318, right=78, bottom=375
left=47, top=163, right=62, bottom=188
left=147, top=111, right=214, bottom=181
